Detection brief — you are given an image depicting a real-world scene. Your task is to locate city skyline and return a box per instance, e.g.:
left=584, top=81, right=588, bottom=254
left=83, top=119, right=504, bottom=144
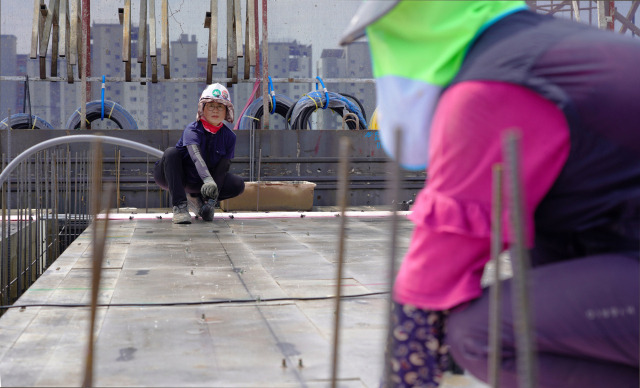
left=0, top=0, right=364, bottom=74
left=1, top=23, right=375, bottom=130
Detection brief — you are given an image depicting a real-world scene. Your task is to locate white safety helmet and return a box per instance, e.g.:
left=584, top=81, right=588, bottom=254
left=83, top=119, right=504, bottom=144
left=197, top=83, right=235, bottom=123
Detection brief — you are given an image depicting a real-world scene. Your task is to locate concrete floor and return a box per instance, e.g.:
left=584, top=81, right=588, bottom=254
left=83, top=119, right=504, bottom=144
left=0, top=210, right=488, bottom=387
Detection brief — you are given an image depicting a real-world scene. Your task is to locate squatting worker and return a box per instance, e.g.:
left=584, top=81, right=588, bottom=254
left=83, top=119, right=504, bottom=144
left=154, top=83, right=245, bottom=224
left=341, top=1, right=640, bottom=387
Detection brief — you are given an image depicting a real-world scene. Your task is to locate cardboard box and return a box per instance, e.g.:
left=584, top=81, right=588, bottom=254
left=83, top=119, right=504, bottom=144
left=220, top=181, right=316, bottom=211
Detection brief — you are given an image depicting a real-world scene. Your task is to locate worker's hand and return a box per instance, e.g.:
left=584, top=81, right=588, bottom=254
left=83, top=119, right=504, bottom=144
left=201, top=180, right=219, bottom=201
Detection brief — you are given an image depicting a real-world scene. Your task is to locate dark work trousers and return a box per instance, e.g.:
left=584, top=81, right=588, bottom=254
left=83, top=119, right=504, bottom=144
left=153, top=147, right=245, bottom=207
left=446, top=254, right=639, bottom=388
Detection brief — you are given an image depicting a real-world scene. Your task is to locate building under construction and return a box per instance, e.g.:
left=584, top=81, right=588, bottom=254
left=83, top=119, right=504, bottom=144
left=0, top=1, right=638, bottom=387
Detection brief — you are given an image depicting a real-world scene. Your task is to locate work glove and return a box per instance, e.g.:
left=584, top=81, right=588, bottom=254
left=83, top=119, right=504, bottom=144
left=201, top=179, right=219, bottom=201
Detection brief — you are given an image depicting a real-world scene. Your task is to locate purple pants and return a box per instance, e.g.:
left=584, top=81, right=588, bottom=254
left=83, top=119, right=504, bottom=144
left=447, top=254, right=639, bottom=388
left=153, top=147, right=244, bottom=207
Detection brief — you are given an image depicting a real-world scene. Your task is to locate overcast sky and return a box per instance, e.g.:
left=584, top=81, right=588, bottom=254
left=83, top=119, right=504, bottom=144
left=0, top=0, right=363, bottom=62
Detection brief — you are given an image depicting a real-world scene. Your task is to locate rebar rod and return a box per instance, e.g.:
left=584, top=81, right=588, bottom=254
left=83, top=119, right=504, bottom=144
left=117, top=148, right=121, bottom=213
left=44, top=150, right=50, bottom=267
left=256, top=148, right=261, bottom=211
left=66, top=148, right=72, bottom=248
left=53, top=151, right=59, bottom=261
left=261, top=0, right=269, bottom=129
left=27, top=158, right=33, bottom=285
left=383, top=128, right=402, bottom=387
left=145, top=154, right=149, bottom=213
left=74, top=152, right=79, bottom=233
left=330, top=136, right=350, bottom=388
left=17, top=162, right=23, bottom=296
left=1, top=154, right=7, bottom=307
left=489, top=163, right=504, bottom=388
left=35, top=153, right=41, bottom=277
left=503, top=130, right=537, bottom=388
left=82, top=139, right=110, bottom=388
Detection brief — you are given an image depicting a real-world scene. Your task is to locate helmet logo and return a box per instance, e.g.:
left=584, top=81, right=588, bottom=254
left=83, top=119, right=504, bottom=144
left=221, top=90, right=229, bottom=100
left=211, top=89, right=222, bottom=98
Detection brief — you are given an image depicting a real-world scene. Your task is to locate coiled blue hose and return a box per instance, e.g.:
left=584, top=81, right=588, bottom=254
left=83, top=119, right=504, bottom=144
left=287, top=91, right=367, bottom=130
left=237, top=94, right=295, bottom=130
left=65, top=100, right=138, bottom=129
left=0, top=113, right=55, bottom=130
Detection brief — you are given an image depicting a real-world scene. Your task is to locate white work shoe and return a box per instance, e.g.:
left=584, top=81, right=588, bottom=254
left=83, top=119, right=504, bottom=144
left=172, top=202, right=192, bottom=224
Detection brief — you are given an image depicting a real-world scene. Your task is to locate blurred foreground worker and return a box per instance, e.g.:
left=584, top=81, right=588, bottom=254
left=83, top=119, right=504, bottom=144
left=341, top=1, right=640, bottom=387
left=154, top=83, right=245, bottom=224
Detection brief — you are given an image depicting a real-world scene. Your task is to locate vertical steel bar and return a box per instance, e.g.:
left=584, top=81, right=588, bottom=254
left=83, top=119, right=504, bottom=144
left=0, top=0, right=2, bottom=121
left=82, top=139, right=105, bottom=388
left=489, top=164, right=504, bottom=388
left=38, top=0, right=56, bottom=78
left=116, top=148, right=121, bottom=213
left=27, top=157, right=33, bottom=285
left=149, top=0, right=157, bottom=83
left=330, top=136, right=350, bottom=388
left=5, top=154, right=11, bottom=302
left=383, top=128, right=401, bottom=387
left=503, top=130, right=537, bottom=388
left=161, top=0, right=170, bottom=79
left=44, top=150, right=50, bottom=267
left=206, top=0, right=218, bottom=84
left=80, top=0, right=87, bottom=128
left=226, top=0, right=238, bottom=86
left=249, top=127, right=254, bottom=181
left=53, top=151, right=59, bottom=261
left=35, top=153, right=41, bottom=276
left=597, top=0, right=608, bottom=29
left=82, top=0, right=90, bottom=95
left=50, top=0, right=60, bottom=77
left=66, top=148, right=71, bottom=248
left=145, top=154, right=149, bottom=213
left=261, top=0, right=269, bottom=129
left=64, top=0, right=73, bottom=83
left=16, top=163, right=23, bottom=296
left=138, top=0, right=148, bottom=81
left=234, top=0, right=242, bottom=58
left=608, top=0, right=615, bottom=30
left=123, top=0, right=132, bottom=82
left=70, top=0, right=78, bottom=65
left=59, top=0, right=67, bottom=57
left=31, top=0, right=42, bottom=59
left=74, top=152, right=79, bottom=239
left=243, top=0, right=255, bottom=79
left=1, top=154, right=7, bottom=306
left=253, top=0, right=259, bottom=77
left=572, top=0, right=581, bottom=21
left=256, top=148, right=261, bottom=211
